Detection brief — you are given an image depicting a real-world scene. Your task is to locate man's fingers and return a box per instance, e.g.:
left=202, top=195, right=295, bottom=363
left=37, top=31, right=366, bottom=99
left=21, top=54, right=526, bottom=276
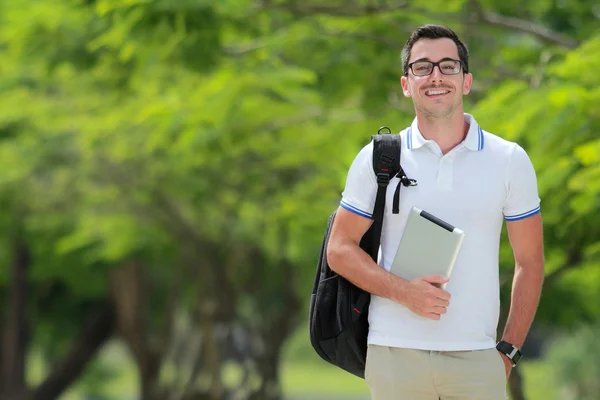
left=417, top=276, right=452, bottom=301
left=425, top=295, right=450, bottom=308
left=421, top=312, right=441, bottom=320
left=434, top=297, right=450, bottom=307
left=426, top=287, right=452, bottom=303
left=420, top=274, right=449, bottom=285
left=429, top=286, right=451, bottom=301
left=430, top=306, right=448, bottom=315
left=408, top=278, right=452, bottom=319
left=422, top=306, right=447, bottom=316
left=415, top=305, right=447, bottom=319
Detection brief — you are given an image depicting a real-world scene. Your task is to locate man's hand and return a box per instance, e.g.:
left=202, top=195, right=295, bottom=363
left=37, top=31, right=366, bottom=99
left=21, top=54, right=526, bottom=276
left=499, top=352, right=512, bottom=379
left=401, top=275, right=451, bottom=320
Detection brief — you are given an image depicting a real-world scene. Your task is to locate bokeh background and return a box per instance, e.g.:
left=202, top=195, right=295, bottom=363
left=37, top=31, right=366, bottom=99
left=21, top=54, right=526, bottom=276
left=0, top=0, right=599, bottom=399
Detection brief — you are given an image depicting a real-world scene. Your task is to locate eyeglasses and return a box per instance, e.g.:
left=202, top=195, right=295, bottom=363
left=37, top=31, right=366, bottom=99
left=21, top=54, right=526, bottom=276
left=407, top=59, right=464, bottom=76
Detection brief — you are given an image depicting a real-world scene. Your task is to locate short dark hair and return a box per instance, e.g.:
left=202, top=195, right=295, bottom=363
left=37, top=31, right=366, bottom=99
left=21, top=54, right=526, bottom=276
left=401, top=25, right=469, bottom=76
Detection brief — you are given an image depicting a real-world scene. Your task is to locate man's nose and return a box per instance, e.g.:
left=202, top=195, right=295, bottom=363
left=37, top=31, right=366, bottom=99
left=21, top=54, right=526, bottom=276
left=431, top=65, right=444, bottom=80
left=429, top=65, right=445, bottom=81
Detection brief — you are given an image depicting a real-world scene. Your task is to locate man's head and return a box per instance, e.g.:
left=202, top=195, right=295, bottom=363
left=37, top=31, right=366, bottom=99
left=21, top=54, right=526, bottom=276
left=400, top=25, right=472, bottom=119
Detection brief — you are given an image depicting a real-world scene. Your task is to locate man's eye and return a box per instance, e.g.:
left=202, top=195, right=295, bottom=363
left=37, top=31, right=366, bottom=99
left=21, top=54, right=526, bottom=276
left=442, top=62, right=458, bottom=70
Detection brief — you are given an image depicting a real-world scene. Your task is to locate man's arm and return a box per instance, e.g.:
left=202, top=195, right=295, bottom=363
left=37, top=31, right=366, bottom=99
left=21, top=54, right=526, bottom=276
left=327, top=207, right=451, bottom=320
left=500, top=212, right=545, bottom=368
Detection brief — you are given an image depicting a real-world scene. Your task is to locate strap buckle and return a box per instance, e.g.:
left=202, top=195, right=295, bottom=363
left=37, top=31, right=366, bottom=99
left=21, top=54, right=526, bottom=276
left=399, top=175, right=418, bottom=187
left=377, top=173, right=390, bottom=186
left=379, top=154, right=394, bottom=165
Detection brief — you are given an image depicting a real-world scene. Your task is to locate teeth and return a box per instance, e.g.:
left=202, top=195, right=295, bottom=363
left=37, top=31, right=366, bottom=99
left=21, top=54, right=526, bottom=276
left=427, top=90, right=449, bottom=96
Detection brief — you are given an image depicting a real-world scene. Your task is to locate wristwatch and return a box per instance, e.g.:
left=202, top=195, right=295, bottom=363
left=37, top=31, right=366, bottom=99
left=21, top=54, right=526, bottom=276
left=496, top=341, right=522, bottom=367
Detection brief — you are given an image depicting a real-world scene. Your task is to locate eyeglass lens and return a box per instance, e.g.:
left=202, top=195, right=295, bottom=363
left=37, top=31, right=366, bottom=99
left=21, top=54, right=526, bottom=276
left=411, top=60, right=461, bottom=76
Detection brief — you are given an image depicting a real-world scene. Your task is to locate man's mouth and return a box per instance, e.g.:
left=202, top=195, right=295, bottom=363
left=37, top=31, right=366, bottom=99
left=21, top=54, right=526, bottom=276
left=425, top=89, right=450, bottom=97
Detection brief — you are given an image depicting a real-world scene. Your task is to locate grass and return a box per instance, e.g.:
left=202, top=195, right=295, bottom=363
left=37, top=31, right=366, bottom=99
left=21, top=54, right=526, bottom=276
left=282, top=358, right=560, bottom=400
left=25, top=335, right=561, bottom=400
left=28, top=342, right=138, bottom=400
left=520, top=360, right=560, bottom=400
left=281, top=361, right=370, bottom=397
left=280, top=326, right=563, bottom=400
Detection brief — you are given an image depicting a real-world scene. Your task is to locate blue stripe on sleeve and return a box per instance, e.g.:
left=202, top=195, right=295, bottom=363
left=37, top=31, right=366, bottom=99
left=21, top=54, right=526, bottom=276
left=340, top=201, right=372, bottom=219
left=505, top=206, right=541, bottom=221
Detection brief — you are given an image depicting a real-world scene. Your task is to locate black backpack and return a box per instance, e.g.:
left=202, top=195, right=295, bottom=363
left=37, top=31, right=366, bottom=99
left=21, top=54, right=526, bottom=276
left=308, top=127, right=416, bottom=378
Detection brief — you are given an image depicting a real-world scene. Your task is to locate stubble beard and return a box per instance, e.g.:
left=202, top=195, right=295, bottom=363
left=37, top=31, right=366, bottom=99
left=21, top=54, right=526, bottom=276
left=417, top=97, right=463, bottom=122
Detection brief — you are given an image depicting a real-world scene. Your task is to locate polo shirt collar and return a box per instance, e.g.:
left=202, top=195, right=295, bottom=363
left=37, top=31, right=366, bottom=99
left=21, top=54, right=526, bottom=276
left=406, top=113, right=485, bottom=151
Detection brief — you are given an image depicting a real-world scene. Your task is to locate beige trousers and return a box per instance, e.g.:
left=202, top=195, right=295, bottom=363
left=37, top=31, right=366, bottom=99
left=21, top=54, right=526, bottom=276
left=365, top=345, right=508, bottom=400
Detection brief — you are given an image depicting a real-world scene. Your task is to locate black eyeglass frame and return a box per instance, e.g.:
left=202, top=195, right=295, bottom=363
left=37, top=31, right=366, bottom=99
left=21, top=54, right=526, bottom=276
left=406, top=58, right=467, bottom=76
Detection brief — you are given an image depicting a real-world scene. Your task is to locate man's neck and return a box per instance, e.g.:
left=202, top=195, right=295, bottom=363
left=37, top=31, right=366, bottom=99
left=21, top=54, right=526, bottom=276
left=416, top=111, right=469, bottom=155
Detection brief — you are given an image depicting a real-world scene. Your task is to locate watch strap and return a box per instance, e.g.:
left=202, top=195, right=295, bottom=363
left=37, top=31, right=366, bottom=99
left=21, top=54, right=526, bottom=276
left=496, top=341, right=522, bottom=366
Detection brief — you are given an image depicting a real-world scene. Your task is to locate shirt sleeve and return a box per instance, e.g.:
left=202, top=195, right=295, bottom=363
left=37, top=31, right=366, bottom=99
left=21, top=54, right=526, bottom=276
left=503, top=144, right=541, bottom=221
left=340, top=141, right=378, bottom=219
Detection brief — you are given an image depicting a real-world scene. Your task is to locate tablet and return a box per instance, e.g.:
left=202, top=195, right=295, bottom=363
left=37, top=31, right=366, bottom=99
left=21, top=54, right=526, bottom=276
left=390, top=207, right=464, bottom=288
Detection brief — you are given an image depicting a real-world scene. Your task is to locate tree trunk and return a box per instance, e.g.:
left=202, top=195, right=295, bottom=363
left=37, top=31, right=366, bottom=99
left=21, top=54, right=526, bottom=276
left=199, top=300, right=223, bottom=400
left=109, top=262, right=162, bottom=400
left=509, top=367, right=526, bottom=400
left=249, top=261, right=300, bottom=400
left=497, top=297, right=528, bottom=400
left=0, top=234, right=30, bottom=400
left=248, top=348, right=282, bottom=400
left=32, top=302, right=116, bottom=400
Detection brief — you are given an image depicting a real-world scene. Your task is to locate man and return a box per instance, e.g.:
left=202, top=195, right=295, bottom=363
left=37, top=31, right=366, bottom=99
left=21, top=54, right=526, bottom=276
left=326, top=25, right=544, bottom=399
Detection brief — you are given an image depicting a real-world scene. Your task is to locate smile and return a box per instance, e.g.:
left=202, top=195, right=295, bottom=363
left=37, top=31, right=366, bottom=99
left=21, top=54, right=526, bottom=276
left=425, top=90, right=450, bottom=97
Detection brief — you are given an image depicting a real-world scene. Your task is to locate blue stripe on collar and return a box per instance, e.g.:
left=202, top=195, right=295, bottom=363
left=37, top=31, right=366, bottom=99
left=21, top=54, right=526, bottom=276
left=478, top=127, right=485, bottom=151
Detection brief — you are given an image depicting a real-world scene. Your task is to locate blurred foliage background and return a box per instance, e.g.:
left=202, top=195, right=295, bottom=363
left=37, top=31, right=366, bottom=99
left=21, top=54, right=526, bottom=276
left=0, top=0, right=598, bottom=399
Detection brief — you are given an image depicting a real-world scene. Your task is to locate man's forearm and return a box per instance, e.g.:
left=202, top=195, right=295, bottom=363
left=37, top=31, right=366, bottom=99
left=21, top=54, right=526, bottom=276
left=501, top=262, right=544, bottom=348
left=328, top=240, right=408, bottom=304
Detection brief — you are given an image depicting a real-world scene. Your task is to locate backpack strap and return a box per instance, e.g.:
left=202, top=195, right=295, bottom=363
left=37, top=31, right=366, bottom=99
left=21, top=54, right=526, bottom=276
left=392, top=167, right=417, bottom=213
left=371, top=127, right=417, bottom=245
left=351, top=127, right=416, bottom=323
left=371, top=130, right=401, bottom=222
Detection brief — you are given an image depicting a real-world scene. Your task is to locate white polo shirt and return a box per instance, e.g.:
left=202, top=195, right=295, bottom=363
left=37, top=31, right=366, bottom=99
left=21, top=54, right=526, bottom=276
left=340, top=113, right=541, bottom=351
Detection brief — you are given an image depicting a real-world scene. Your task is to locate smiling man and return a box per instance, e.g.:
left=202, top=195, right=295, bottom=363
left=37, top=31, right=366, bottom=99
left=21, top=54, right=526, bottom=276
left=326, top=25, right=545, bottom=399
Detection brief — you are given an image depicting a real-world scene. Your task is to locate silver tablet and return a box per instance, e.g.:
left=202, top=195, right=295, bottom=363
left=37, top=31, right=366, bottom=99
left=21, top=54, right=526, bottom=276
left=390, top=207, right=464, bottom=288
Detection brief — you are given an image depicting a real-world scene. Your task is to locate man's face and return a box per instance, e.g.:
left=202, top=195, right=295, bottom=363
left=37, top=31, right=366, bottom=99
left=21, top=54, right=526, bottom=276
left=401, top=38, right=472, bottom=119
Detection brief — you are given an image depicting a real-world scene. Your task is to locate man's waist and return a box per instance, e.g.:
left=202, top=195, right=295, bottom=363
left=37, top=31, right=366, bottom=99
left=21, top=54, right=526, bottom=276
left=367, top=299, right=499, bottom=347
left=367, top=333, right=496, bottom=352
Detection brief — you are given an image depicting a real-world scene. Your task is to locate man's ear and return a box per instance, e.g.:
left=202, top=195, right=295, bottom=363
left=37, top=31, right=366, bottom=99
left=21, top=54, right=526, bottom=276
left=401, top=75, right=411, bottom=98
left=463, top=73, right=473, bottom=95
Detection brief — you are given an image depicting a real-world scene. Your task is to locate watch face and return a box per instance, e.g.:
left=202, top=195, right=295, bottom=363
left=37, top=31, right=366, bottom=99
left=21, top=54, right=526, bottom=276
left=512, top=351, right=522, bottom=365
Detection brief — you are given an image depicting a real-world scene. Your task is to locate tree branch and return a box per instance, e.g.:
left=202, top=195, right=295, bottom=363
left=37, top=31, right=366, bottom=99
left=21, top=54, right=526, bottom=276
left=262, top=0, right=409, bottom=17
left=257, top=106, right=324, bottom=133
left=478, top=9, right=579, bottom=49
left=545, top=248, right=583, bottom=286
left=530, top=49, right=553, bottom=88
left=316, top=29, right=402, bottom=48
left=223, top=42, right=268, bottom=55
left=32, top=302, right=116, bottom=400
left=1, top=229, right=30, bottom=399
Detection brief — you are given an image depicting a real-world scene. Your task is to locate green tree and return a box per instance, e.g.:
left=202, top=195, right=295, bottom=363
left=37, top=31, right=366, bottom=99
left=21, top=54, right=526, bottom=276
left=0, top=1, right=598, bottom=400
left=545, top=322, right=600, bottom=399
